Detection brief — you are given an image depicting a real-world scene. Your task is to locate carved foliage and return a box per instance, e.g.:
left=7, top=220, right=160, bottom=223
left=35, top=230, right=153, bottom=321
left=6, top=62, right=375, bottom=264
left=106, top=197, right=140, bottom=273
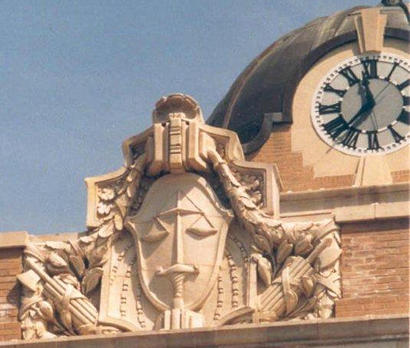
left=17, top=94, right=342, bottom=340
left=207, top=149, right=342, bottom=322
left=18, top=154, right=146, bottom=339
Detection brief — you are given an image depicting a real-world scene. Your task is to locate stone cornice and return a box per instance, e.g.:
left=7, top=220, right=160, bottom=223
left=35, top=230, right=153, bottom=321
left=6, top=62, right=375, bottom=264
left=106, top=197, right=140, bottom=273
left=280, top=183, right=410, bottom=222
left=0, top=315, right=407, bottom=347
left=0, top=231, right=28, bottom=249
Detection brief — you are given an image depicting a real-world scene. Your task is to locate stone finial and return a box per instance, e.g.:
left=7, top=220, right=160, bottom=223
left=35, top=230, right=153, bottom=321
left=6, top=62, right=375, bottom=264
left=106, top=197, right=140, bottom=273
left=152, top=94, right=203, bottom=124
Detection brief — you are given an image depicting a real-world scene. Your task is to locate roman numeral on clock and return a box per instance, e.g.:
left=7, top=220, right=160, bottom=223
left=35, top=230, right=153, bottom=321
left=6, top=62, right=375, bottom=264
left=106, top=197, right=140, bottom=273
left=362, top=59, right=378, bottom=79
left=323, top=84, right=346, bottom=97
left=367, top=131, right=381, bottom=150
left=340, top=128, right=360, bottom=148
left=318, top=102, right=341, bottom=114
left=397, top=79, right=409, bottom=91
left=323, top=116, right=348, bottom=139
left=385, top=62, right=398, bottom=81
left=397, top=109, right=410, bottom=125
left=340, top=67, right=360, bottom=86
left=388, top=125, right=405, bottom=143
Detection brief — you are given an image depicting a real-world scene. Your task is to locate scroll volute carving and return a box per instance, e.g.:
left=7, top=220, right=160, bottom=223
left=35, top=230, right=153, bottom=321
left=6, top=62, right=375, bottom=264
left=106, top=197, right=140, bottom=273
left=17, top=93, right=341, bottom=340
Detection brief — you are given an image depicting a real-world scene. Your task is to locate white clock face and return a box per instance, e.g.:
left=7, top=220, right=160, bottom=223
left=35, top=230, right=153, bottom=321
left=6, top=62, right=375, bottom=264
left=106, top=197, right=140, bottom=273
left=311, top=53, right=410, bottom=156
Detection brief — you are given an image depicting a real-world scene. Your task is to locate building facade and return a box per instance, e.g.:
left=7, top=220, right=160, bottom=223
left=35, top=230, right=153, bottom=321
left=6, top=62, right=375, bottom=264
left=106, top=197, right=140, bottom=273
left=0, top=2, right=409, bottom=347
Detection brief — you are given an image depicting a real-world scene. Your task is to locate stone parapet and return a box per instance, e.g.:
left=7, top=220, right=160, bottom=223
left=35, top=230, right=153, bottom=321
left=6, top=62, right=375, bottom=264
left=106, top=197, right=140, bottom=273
left=0, top=315, right=407, bottom=347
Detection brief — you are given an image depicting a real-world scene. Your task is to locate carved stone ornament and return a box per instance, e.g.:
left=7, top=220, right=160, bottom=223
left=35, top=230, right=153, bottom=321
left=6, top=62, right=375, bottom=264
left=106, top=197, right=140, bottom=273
left=17, top=94, right=342, bottom=339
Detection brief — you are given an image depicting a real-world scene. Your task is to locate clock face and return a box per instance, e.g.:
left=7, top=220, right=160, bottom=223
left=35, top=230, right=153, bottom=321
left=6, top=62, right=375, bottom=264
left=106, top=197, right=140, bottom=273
left=311, top=53, right=410, bottom=156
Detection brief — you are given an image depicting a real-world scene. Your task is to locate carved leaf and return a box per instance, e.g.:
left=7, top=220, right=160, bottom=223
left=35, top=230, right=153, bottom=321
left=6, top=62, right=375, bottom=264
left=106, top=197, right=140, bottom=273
left=79, top=235, right=94, bottom=245
left=294, top=238, right=313, bottom=256
left=34, top=321, right=46, bottom=338
left=126, top=168, right=138, bottom=182
left=240, top=195, right=257, bottom=209
left=97, top=202, right=113, bottom=216
left=293, top=222, right=314, bottom=232
left=22, top=317, right=36, bottom=340
left=48, top=252, right=68, bottom=269
left=126, top=181, right=139, bottom=199
left=87, top=244, right=109, bottom=267
left=317, top=246, right=342, bottom=270
left=38, top=301, right=54, bottom=322
left=114, top=215, right=123, bottom=231
left=45, top=241, right=68, bottom=250
left=82, top=267, right=103, bottom=295
left=254, top=234, right=271, bottom=254
left=257, top=257, right=272, bottom=286
left=98, top=221, right=114, bottom=239
left=59, top=309, right=73, bottom=332
left=276, top=241, right=293, bottom=264
left=98, top=188, right=115, bottom=201
left=264, top=222, right=283, bottom=246
left=317, top=294, right=334, bottom=319
left=285, top=289, right=299, bottom=315
left=69, top=255, right=85, bottom=278
left=301, top=275, right=316, bottom=298
left=114, top=195, right=128, bottom=218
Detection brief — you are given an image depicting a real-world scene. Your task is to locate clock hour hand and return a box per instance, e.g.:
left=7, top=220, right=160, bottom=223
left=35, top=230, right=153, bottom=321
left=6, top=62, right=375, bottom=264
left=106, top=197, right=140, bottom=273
left=348, top=74, right=376, bottom=127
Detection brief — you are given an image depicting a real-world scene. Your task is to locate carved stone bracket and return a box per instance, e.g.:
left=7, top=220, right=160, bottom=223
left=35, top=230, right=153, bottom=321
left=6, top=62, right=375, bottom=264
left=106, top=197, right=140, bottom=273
left=17, top=94, right=341, bottom=339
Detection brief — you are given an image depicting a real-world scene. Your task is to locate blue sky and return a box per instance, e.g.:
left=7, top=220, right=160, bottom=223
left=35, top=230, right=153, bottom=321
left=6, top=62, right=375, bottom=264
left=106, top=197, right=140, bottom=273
left=0, top=0, right=376, bottom=235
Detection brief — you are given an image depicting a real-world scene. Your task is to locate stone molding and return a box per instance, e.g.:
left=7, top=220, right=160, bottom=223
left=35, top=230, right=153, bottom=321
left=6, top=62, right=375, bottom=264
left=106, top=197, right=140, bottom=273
left=0, top=231, right=28, bottom=250
left=281, top=183, right=410, bottom=222
left=352, top=7, right=388, bottom=54
left=0, top=315, right=407, bottom=347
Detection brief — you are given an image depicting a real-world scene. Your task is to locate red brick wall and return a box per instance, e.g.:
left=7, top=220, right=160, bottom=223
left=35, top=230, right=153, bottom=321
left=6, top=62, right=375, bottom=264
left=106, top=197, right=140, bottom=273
left=248, top=125, right=410, bottom=191
left=0, top=224, right=408, bottom=342
left=247, top=125, right=354, bottom=191
left=0, top=248, right=23, bottom=341
left=336, top=219, right=409, bottom=317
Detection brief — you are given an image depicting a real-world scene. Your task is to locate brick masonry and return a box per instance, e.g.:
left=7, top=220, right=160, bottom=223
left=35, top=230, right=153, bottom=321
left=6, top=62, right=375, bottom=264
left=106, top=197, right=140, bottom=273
left=247, top=125, right=409, bottom=191
left=0, top=248, right=23, bottom=341
left=247, top=126, right=409, bottom=318
left=0, top=220, right=408, bottom=341
left=336, top=218, right=409, bottom=317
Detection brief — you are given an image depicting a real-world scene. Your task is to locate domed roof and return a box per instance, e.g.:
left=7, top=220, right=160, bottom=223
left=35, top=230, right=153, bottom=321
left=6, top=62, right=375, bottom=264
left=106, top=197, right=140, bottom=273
left=207, top=4, right=410, bottom=154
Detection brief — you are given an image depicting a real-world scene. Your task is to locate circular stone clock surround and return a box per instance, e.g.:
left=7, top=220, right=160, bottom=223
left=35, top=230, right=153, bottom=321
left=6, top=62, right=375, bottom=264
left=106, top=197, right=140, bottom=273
left=311, top=53, right=409, bottom=156
left=290, top=39, right=409, bottom=179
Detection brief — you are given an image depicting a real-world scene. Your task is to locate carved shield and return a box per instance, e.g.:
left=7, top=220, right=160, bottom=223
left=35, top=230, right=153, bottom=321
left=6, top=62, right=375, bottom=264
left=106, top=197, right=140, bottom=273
left=125, top=173, right=232, bottom=312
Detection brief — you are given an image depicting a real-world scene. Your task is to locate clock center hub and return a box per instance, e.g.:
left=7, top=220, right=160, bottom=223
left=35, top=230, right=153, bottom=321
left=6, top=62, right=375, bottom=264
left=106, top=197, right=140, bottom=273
left=341, top=79, right=403, bottom=132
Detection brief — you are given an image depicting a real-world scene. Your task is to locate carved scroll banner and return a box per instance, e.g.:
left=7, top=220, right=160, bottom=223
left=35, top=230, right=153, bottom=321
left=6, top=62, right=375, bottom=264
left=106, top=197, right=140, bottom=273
left=17, top=94, right=341, bottom=339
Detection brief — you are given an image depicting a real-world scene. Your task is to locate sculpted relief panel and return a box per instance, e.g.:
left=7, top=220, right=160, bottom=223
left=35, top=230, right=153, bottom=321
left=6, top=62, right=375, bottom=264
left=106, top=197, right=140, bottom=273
left=17, top=94, right=342, bottom=339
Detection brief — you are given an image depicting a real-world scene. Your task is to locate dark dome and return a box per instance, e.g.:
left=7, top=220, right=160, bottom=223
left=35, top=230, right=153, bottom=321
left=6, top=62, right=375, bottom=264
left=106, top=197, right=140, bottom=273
left=207, top=4, right=410, bottom=154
